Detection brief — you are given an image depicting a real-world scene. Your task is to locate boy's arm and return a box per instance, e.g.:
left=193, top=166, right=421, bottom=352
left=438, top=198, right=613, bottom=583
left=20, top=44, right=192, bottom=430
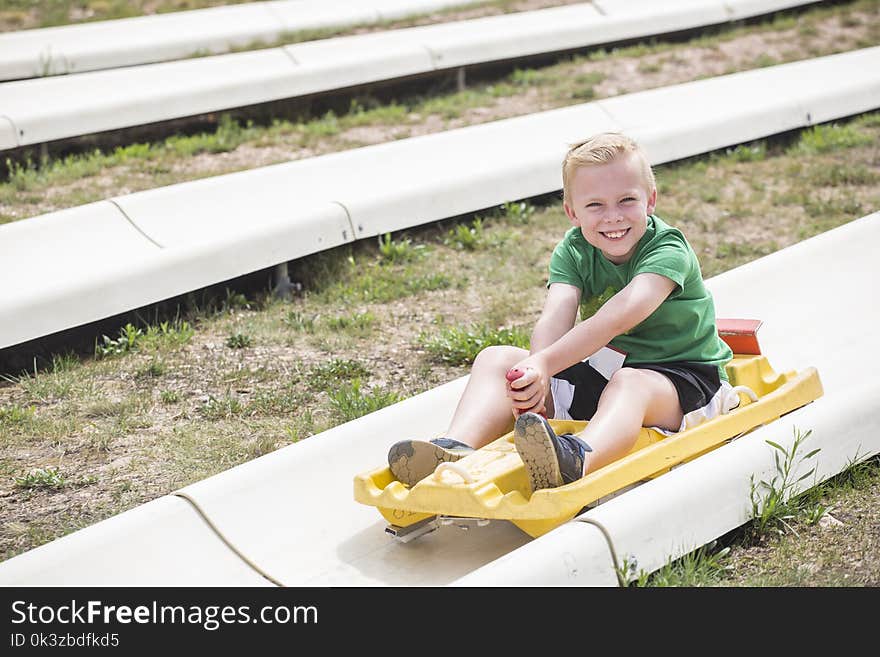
left=529, top=282, right=581, bottom=354
left=509, top=272, right=677, bottom=414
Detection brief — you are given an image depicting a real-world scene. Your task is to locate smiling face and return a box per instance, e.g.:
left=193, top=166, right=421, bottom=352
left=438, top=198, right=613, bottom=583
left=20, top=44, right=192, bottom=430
left=563, top=152, right=657, bottom=265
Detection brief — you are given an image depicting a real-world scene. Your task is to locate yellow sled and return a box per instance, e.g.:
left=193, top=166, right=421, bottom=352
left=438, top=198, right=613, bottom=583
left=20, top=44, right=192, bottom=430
left=354, top=324, right=823, bottom=540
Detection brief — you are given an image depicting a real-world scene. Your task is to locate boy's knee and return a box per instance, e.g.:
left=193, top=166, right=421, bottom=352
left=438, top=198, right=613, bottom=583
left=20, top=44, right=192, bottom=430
left=607, top=367, right=642, bottom=387
left=473, top=344, right=523, bottom=367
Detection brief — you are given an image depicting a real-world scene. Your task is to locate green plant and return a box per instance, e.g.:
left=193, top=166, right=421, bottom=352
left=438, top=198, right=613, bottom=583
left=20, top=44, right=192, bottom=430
left=447, top=217, right=486, bottom=250
left=642, top=544, right=732, bottom=587
left=95, top=323, right=143, bottom=358
left=136, top=359, right=166, bottom=378
left=324, top=311, right=376, bottom=333
left=221, top=288, right=251, bottom=311
left=0, top=404, right=36, bottom=427
left=226, top=333, right=253, bottom=349
left=14, top=467, right=66, bottom=490
left=790, top=123, right=873, bottom=155
left=419, top=324, right=530, bottom=366
left=377, top=233, right=425, bottom=264
left=141, top=319, right=194, bottom=348
left=200, top=394, right=245, bottom=419
left=724, top=143, right=767, bottom=162
left=328, top=380, right=403, bottom=422
left=310, top=359, right=370, bottom=387
left=500, top=200, right=535, bottom=224
left=749, top=427, right=821, bottom=536
left=285, top=310, right=316, bottom=332
left=160, top=390, right=180, bottom=404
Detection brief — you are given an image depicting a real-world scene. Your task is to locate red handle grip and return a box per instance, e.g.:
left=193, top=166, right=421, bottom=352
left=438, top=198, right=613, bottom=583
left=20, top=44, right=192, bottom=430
left=506, top=367, right=546, bottom=418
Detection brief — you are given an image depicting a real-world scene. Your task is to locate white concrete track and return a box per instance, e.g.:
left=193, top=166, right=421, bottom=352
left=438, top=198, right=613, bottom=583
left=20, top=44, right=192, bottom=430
left=0, top=0, right=820, bottom=148
left=0, top=212, right=876, bottom=586
left=0, top=0, right=484, bottom=81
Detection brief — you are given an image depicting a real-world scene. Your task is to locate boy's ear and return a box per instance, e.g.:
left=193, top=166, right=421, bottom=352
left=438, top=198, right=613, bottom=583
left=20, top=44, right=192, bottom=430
left=646, top=187, right=657, bottom=215
left=563, top=202, right=579, bottom=226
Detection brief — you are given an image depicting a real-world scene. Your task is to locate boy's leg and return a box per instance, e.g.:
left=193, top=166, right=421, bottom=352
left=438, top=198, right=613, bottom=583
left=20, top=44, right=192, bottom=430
left=577, top=367, right=683, bottom=475
left=514, top=367, right=683, bottom=491
left=389, top=345, right=532, bottom=486
left=445, top=344, right=536, bottom=448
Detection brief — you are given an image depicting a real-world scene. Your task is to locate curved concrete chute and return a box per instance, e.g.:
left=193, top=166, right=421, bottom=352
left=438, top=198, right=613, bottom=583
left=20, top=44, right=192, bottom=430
left=0, top=496, right=273, bottom=586
left=0, top=0, right=483, bottom=81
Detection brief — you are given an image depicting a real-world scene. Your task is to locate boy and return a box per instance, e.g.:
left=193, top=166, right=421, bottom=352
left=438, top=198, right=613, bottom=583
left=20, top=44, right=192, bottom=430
left=388, top=132, right=736, bottom=494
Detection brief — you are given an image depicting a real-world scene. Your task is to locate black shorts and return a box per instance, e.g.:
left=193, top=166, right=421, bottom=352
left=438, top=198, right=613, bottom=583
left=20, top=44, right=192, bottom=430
left=550, top=360, right=725, bottom=423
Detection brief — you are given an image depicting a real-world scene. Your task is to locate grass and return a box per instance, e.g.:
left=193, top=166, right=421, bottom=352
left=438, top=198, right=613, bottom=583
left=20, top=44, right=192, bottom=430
left=419, top=323, right=531, bottom=366
left=328, top=380, right=403, bottom=423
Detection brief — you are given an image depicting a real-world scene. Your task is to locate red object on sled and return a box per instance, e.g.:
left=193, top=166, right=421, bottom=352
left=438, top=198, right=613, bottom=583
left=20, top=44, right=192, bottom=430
left=717, top=318, right=763, bottom=355
left=506, top=368, right=547, bottom=418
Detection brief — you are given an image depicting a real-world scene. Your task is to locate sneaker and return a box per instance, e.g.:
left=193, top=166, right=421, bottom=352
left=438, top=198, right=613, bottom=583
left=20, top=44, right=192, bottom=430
left=513, top=412, right=592, bottom=492
left=388, top=437, right=475, bottom=487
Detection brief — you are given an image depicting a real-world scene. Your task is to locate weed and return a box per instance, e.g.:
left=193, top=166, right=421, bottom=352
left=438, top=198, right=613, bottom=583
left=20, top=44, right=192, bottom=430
left=301, top=111, right=340, bottom=141
left=0, top=404, right=36, bottom=428
left=752, top=53, right=779, bottom=67
left=790, top=123, right=873, bottom=154
left=226, top=333, right=253, bottom=349
left=328, top=380, right=403, bottom=422
left=95, top=323, right=143, bottom=358
left=641, top=544, right=732, bottom=587
left=447, top=217, right=487, bottom=250
left=807, top=163, right=878, bottom=187
left=246, top=435, right=282, bottom=458
left=140, top=320, right=194, bottom=349
left=221, top=289, right=251, bottom=312
left=749, top=427, right=822, bottom=537
left=310, top=359, right=370, bottom=387
left=822, top=453, right=879, bottom=491
left=246, top=388, right=302, bottom=417
left=321, top=265, right=453, bottom=303
left=200, top=394, right=245, bottom=420
left=49, top=352, right=79, bottom=373
left=14, top=467, right=66, bottom=490
left=419, top=323, right=530, bottom=366
left=377, top=233, right=425, bottom=264
left=160, top=390, right=180, bottom=404
left=723, top=143, right=767, bottom=162
left=136, top=359, right=166, bottom=378
left=500, top=200, right=535, bottom=224
left=84, top=398, right=138, bottom=419
left=509, top=67, right=547, bottom=86
left=285, top=311, right=316, bottom=332
left=324, top=311, right=376, bottom=334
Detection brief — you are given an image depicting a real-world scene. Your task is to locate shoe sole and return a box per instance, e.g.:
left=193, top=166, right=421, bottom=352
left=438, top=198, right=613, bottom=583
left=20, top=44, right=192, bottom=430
left=388, top=440, right=471, bottom=487
left=513, top=413, right=564, bottom=492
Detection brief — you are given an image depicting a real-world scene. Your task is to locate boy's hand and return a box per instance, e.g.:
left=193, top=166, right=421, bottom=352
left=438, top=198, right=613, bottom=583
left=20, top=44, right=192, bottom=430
left=506, top=361, right=549, bottom=417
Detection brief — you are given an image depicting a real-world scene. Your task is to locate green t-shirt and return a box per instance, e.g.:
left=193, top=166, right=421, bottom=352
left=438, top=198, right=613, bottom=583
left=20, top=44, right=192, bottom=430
left=548, top=215, right=732, bottom=380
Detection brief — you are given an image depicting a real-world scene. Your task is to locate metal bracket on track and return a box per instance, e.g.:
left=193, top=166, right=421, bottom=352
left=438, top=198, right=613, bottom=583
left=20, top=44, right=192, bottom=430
left=386, top=515, right=492, bottom=543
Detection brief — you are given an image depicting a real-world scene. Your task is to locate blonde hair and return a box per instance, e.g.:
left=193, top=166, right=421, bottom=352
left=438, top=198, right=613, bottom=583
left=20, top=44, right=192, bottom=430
left=562, top=132, right=655, bottom=206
